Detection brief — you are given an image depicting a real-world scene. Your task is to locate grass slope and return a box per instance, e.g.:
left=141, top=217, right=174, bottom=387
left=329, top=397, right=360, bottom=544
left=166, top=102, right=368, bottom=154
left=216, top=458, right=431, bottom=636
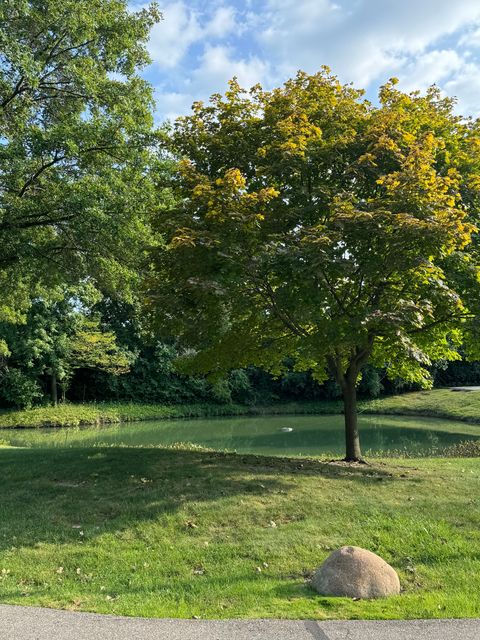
left=363, top=389, right=480, bottom=423
left=0, top=446, right=478, bottom=620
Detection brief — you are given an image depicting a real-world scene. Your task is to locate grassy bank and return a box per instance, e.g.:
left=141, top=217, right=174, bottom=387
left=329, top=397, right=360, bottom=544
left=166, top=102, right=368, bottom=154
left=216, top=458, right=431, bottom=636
left=0, top=400, right=343, bottom=429
left=0, top=446, right=478, bottom=619
left=1, top=388, right=480, bottom=429
left=362, top=389, right=480, bottom=423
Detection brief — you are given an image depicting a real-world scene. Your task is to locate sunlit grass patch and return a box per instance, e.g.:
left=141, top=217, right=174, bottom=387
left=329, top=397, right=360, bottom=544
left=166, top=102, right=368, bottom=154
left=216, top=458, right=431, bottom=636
left=0, top=446, right=478, bottom=619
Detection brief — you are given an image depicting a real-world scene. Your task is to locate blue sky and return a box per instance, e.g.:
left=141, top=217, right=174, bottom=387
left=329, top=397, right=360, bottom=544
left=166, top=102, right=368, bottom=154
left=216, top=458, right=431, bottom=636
left=132, top=0, right=480, bottom=122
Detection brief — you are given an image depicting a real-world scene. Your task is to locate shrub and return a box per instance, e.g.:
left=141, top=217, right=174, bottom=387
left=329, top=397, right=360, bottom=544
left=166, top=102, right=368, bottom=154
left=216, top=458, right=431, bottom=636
left=0, top=369, right=43, bottom=409
left=359, top=366, right=383, bottom=398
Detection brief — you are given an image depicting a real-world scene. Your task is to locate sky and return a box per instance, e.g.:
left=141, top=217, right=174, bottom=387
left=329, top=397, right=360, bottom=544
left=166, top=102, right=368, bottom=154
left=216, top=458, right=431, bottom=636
left=132, top=0, right=480, bottom=123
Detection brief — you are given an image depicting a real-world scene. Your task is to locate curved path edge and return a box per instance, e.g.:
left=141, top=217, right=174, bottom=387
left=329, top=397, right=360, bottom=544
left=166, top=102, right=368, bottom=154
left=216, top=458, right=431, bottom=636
left=0, top=605, right=479, bottom=640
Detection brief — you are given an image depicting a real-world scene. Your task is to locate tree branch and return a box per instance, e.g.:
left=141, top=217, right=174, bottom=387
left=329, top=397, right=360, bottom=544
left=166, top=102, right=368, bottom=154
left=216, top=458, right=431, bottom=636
left=407, top=313, right=473, bottom=335
left=253, top=279, right=309, bottom=338
left=317, top=267, right=353, bottom=318
left=17, top=152, right=64, bottom=197
left=0, top=76, right=26, bottom=110
left=0, top=214, right=76, bottom=232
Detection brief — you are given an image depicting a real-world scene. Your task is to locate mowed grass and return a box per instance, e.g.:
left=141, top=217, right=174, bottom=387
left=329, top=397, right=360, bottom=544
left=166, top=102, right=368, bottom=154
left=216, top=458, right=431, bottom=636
left=363, top=388, right=480, bottom=423
left=0, top=446, right=478, bottom=619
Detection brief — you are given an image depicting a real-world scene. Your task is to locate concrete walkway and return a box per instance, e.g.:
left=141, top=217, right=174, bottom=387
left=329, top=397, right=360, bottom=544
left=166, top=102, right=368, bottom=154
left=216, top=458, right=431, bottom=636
left=0, top=605, right=479, bottom=640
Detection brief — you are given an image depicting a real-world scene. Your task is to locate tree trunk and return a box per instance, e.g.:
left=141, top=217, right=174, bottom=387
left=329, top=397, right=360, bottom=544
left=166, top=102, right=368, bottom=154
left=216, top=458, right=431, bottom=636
left=51, top=372, right=58, bottom=406
left=342, top=377, right=363, bottom=462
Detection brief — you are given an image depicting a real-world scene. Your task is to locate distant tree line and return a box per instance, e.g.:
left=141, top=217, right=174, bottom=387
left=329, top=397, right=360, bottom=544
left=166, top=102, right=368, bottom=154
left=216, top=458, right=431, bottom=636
left=1, top=285, right=475, bottom=408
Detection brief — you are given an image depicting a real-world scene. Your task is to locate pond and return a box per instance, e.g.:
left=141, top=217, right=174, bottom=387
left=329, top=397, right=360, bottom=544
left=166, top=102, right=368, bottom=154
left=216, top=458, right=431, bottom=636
left=0, top=413, right=478, bottom=456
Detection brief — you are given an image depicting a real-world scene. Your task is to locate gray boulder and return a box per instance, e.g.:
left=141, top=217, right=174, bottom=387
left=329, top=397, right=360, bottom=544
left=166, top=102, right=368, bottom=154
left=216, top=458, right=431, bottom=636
left=312, top=546, right=400, bottom=599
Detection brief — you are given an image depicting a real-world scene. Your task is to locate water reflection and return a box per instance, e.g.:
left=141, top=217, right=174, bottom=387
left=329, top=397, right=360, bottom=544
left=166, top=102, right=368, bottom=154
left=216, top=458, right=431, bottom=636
left=0, top=413, right=478, bottom=456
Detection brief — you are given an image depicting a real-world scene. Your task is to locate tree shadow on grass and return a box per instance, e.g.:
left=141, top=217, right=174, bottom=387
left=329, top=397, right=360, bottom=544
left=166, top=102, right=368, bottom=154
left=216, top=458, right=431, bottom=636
left=0, top=446, right=401, bottom=554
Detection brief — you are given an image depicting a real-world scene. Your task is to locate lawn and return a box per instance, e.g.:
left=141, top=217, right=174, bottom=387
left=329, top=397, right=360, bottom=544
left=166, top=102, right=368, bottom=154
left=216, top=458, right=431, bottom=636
left=363, top=388, right=480, bottom=423
left=0, top=445, right=478, bottom=620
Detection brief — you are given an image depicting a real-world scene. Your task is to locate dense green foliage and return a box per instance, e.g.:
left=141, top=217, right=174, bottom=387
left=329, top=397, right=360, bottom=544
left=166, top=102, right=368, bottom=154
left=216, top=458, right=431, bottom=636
left=0, top=286, right=132, bottom=407
left=149, top=71, right=480, bottom=459
left=0, top=0, right=165, bottom=407
left=0, top=289, right=345, bottom=408
left=2, top=287, right=480, bottom=409
left=0, top=0, right=161, bottom=347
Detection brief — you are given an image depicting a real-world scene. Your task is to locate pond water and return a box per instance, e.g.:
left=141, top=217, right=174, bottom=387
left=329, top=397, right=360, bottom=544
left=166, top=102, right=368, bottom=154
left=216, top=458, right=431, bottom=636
left=0, top=413, right=478, bottom=456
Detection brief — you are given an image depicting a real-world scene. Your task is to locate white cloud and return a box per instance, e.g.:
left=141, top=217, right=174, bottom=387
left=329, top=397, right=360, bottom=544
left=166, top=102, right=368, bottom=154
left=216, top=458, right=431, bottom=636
left=399, top=50, right=463, bottom=93
left=147, top=2, right=240, bottom=69
left=259, top=0, right=480, bottom=87
left=154, top=89, right=194, bottom=122
left=191, top=45, right=270, bottom=94
left=154, top=45, right=271, bottom=122
left=146, top=0, right=480, bottom=120
left=445, top=61, right=480, bottom=115
left=205, top=6, right=237, bottom=38
left=459, top=27, right=480, bottom=48
left=148, top=2, right=202, bottom=69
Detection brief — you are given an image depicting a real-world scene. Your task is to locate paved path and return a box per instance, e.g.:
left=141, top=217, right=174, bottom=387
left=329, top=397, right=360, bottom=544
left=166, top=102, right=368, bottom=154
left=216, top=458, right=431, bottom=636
left=450, top=386, right=480, bottom=391
left=0, top=605, right=479, bottom=640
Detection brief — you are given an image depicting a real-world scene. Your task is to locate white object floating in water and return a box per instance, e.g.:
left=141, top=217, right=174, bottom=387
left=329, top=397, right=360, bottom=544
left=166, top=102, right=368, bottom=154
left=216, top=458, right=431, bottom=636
left=280, top=427, right=293, bottom=432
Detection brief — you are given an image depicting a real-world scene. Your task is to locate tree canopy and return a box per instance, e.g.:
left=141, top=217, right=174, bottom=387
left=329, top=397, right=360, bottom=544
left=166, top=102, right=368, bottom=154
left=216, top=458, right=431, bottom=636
left=150, top=70, right=480, bottom=460
left=0, top=0, right=162, bottom=338
left=0, top=285, right=132, bottom=406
